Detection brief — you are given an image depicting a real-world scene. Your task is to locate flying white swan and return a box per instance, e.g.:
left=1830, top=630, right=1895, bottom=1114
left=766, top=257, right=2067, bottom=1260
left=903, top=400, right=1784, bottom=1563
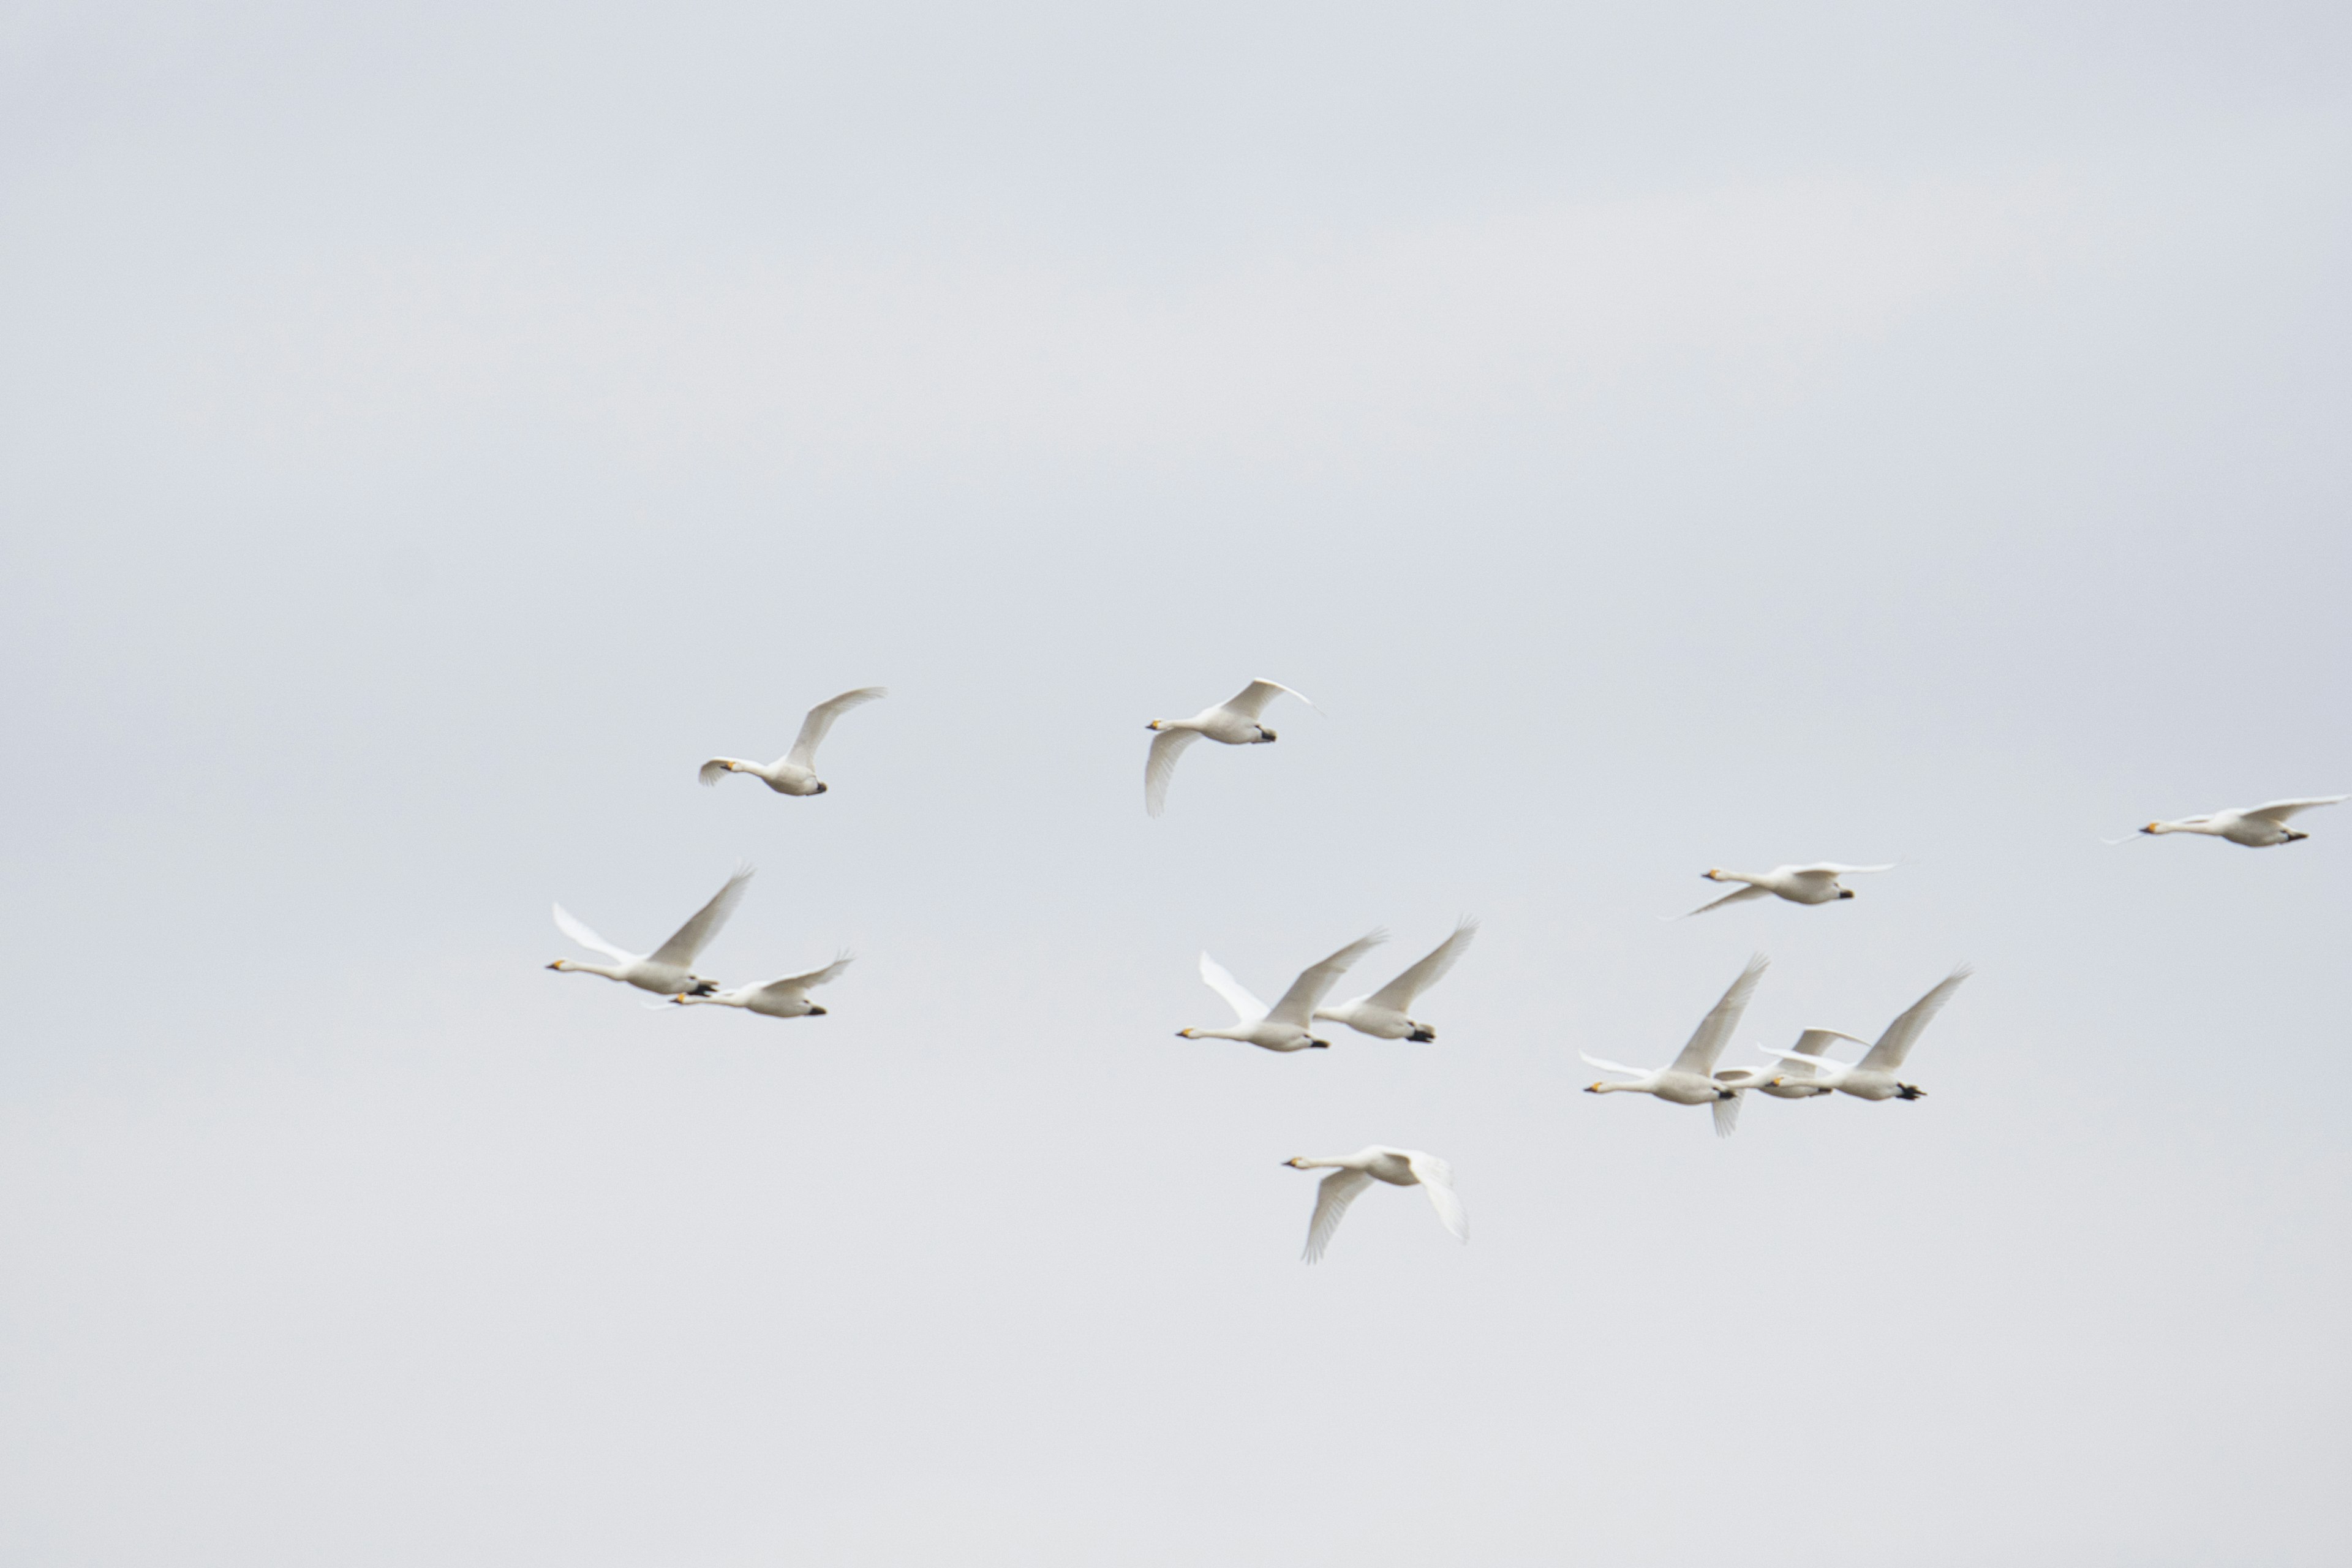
left=1144, top=678, right=1314, bottom=816
left=1283, top=1146, right=1468, bottom=1264
left=2116, top=795, right=2346, bottom=848
left=1583, top=952, right=1769, bottom=1136
left=1762, top=965, right=1972, bottom=1101
left=1711, top=1028, right=1867, bottom=1136
left=1674, top=862, right=1895, bottom=918
left=1177, top=930, right=1388, bottom=1052
left=671, top=955, right=853, bottom=1019
left=548, top=866, right=754, bottom=997
left=1313, top=918, right=1479, bottom=1041
left=699, top=687, right=888, bottom=796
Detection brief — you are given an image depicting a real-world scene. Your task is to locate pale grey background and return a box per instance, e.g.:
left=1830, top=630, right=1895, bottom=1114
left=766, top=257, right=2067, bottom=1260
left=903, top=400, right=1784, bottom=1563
left=4, top=2, right=2349, bottom=1563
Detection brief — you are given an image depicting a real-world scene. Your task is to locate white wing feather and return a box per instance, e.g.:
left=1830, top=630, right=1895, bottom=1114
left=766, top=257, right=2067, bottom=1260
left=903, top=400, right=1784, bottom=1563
left=1860, top=964, right=1972, bottom=1072
left=752, top=956, right=854, bottom=1000
left=1224, top=678, right=1313, bottom=720
left=783, top=687, right=887, bottom=769
left=1267, top=930, right=1389, bottom=1027
left=1197, top=952, right=1268, bottom=1024
left=697, top=757, right=747, bottom=786
left=1785, top=862, right=1897, bottom=878
left=647, top=865, right=756, bottom=969
left=1144, top=727, right=1202, bottom=816
left=2242, top=795, right=2346, bottom=824
left=1578, top=1052, right=1653, bottom=1078
left=1675, top=884, right=1771, bottom=919
left=1365, top=918, right=1479, bottom=1011
left=1711, top=1092, right=1743, bottom=1139
left=552, top=903, right=638, bottom=963
left=1302, top=1168, right=1373, bottom=1264
left=1405, top=1151, right=1468, bottom=1242
left=1668, top=952, right=1770, bottom=1075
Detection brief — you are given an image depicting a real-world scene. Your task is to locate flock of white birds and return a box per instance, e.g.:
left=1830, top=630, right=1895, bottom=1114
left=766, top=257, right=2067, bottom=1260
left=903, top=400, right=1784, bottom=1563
left=547, top=677, right=2345, bottom=1263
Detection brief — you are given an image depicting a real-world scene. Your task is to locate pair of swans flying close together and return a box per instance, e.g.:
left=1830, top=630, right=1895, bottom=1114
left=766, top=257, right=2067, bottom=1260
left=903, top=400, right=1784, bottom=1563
left=1749, top=964, right=1973, bottom=1106
left=1674, top=862, right=1894, bottom=918
left=1178, top=920, right=1480, bottom=1051
left=1145, top=678, right=1314, bottom=817
left=700, top=687, right=888, bottom=796
left=1582, top=952, right=1769, bottom=1137
left=1286, top=1147, right=1468, bottom=1264
left=548, top=865, right=854, bottom=1018
left=2109, top=794, right=2345, bottom=848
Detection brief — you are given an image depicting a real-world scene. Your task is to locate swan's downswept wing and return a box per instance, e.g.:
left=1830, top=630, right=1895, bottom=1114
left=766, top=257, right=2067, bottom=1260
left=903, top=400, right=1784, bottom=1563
left=697, top=758, right=747, bottom=787
left=647, top=865, right=756, bottom=969
left=1197, top=952, right=1268, bottom=1024
left=1711, top=1093, right=1742, bottom=1139
left=1144, top=728, right=1202, bottom=816
left=785, top=687, right=887, bottom=769
left=1266, top=930, right=1389, bottom=1027
left=553, top=903, right=637, bottom=963
left=1364, top=918, right=1479, bottom=1011
left=1303, top=1168, right=1373, bottom=1263
left=1668, top=952, right=1771, bottom=1076
left=1677, top=884, right=1771, bottom=919
left=1404, top=1151, right=1468, bottom=1242
left=1860, top=965, right=1972, bottom=1072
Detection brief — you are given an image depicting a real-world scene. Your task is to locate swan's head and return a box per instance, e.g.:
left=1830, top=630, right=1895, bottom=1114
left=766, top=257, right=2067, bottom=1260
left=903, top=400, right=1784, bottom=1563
left=1281, top=1156, right=1311, bottom=1168
left=1176, top=1027, right=1200, bottom=1038
left=547, top=959, right=573, bottom=971
left=1770, top=1076, right=1790, bottom=1087
left=1703, top=868, right=1727, bottom=881
left=1585, top=1080, right=1608, bottom=1093
left=1147, top=719, right=1166, bottom=731
left=1838, top=888, right=1856, bottom=899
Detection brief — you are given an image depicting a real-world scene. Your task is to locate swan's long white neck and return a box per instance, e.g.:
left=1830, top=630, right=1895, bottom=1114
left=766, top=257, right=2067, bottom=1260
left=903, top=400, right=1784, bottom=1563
left=553, top=960, right=626, bottom=981
left=1587, top=1078, right=1646, bottom=1093
left=1287, top=1156, right=1347, bottom=1170
left=1183, top=1027, right=1251, bottom=1042
left=676, top=992, right=744, bottom=1008
left=2146, top=818, right=2215, bottom=836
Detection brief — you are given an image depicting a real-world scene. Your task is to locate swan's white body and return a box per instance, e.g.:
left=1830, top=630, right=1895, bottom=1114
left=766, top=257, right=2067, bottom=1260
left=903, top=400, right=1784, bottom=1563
left=1583, top=952, right=1768, bottom=1136
left=673, top=956, right=853, bottom=1019
left=548, top=867, right=754, bottom=997
left=1178, top=931, right=1387, bottom=1052
left=1283, top=1145, right=1467, bottom=1264
left=1711, top=1028, right=1867, bottom=1135
left=1144, top=678, right=1313, bottom=816
left=1314, top=918, right=1479, bottom=1041
left=2131, top=795, right=2344, bottom=848
left=1679, top=863, right=1894, bottom=918
left=1763, top=965, right=1972, bottom=1102
left=700, top=687, right=887, bottom=796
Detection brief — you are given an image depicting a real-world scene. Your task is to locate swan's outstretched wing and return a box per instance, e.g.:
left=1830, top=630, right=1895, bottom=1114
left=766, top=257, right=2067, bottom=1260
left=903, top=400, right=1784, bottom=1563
left=1144, top=727, right=1202, bottom=817
left=752, top=956, right=853, bottom=1000
left=783, top=687, right=887, bottom=769
left=1711, top=1092, right=1743, bottom=1139
left=1365, top=918, right=1479, bottom=1011
left=1303, top=1168, right=1373, bottom=1264
left=1669, top=952, right=1771, bottom=1075
left=1197, top=952, right=1268, bottom=1024
left=1267, top=930, right=1389, bottom=1027
left=1578, top=1052, right=1652, bottom=1078
left=698, top=757, right=747, bottom=787
left=1776, top=1028, right=1868, bottom=1079
left=1675, top=884, right=1771, bottom=919
left=1224, top=678, right=1313, bottom=720
left=1861, top=965, right=1971, bottom=1072
left=2242, top=795, right=2347, bottom=824
left=1404, top=1151, right=1468, bottom=1242
left=647, top=865, right=756, bottom=969
left=1787, top=862, right=1896, bottom=878
left=552, top=903, right=638, bottom=963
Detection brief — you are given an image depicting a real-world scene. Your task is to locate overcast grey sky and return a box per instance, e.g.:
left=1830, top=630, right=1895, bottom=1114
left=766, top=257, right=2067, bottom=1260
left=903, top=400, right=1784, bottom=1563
left=4, top=2, right=2350, bottom=1563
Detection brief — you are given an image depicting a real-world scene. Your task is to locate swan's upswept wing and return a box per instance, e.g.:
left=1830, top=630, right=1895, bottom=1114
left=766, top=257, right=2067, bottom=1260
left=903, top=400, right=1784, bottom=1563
left=1678, top=884, right=1770, bottom=919
left=784, top=687, right=887, bottom=769
left=1777, top=1028, right=1868, bottom=1079
left=1669, top=952, right=1771, bottom=1076
left=751, top=956, right=854, bottom=1000
left=1303, top=1168, right=1373, bottom=1264
left=553, top=903, right=638, bottom=963
left=646, top=866, right=756, bottom=969
left=1365, top=918, right=1479, bottom=1011
left=2242, top=794, right=2346, bottom=824
left=1266, top=930, right=1389, bottom=1027
left=1860, top=965, right=1971, bottom=1071
left=1144, top=727, right=1202, bottom=817
left=1579, top=1052, right=1652, bottom=1078
left=1197, top=952, right=1269, bottom=1023
left=1711, top=1093, right=1743, bottom=1139
left=1405, top=1151, right=1468, bottom=1242
left=1225, top=679, right=1312, bottom=720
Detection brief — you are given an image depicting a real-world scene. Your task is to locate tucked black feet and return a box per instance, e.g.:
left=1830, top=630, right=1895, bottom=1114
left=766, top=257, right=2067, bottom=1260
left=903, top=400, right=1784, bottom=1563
left=1896, top=1084, right=1926, bottom=1100
left=1409, top=1028, right=1436, bottom=1042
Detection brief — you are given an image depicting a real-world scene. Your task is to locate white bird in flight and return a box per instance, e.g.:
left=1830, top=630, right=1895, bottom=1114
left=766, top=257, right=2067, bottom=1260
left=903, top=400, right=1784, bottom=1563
left=1675, top=862, right=1895, bottom=918
left=2116, top=795, right=2345, bottom=848
left=1144, top=678, right=1314, bottom=816
left=1283, top=1146, right=1468, bottom=1264
left=699, top=687, right=888, bottom=796
left=671, top=955, right=853, bottom=1019
left=1583, top=952, right=1769, bottom=1136
left=548, top=866, right=754, bottom=998
left=1313, top=918, right=1479, bottom=1041
left=1710, top=1028, right=1864, bottom=1136
left=1178, top=930, right=1388, bottom=1052
left=1762, top=965, right=1972, bottom=1102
